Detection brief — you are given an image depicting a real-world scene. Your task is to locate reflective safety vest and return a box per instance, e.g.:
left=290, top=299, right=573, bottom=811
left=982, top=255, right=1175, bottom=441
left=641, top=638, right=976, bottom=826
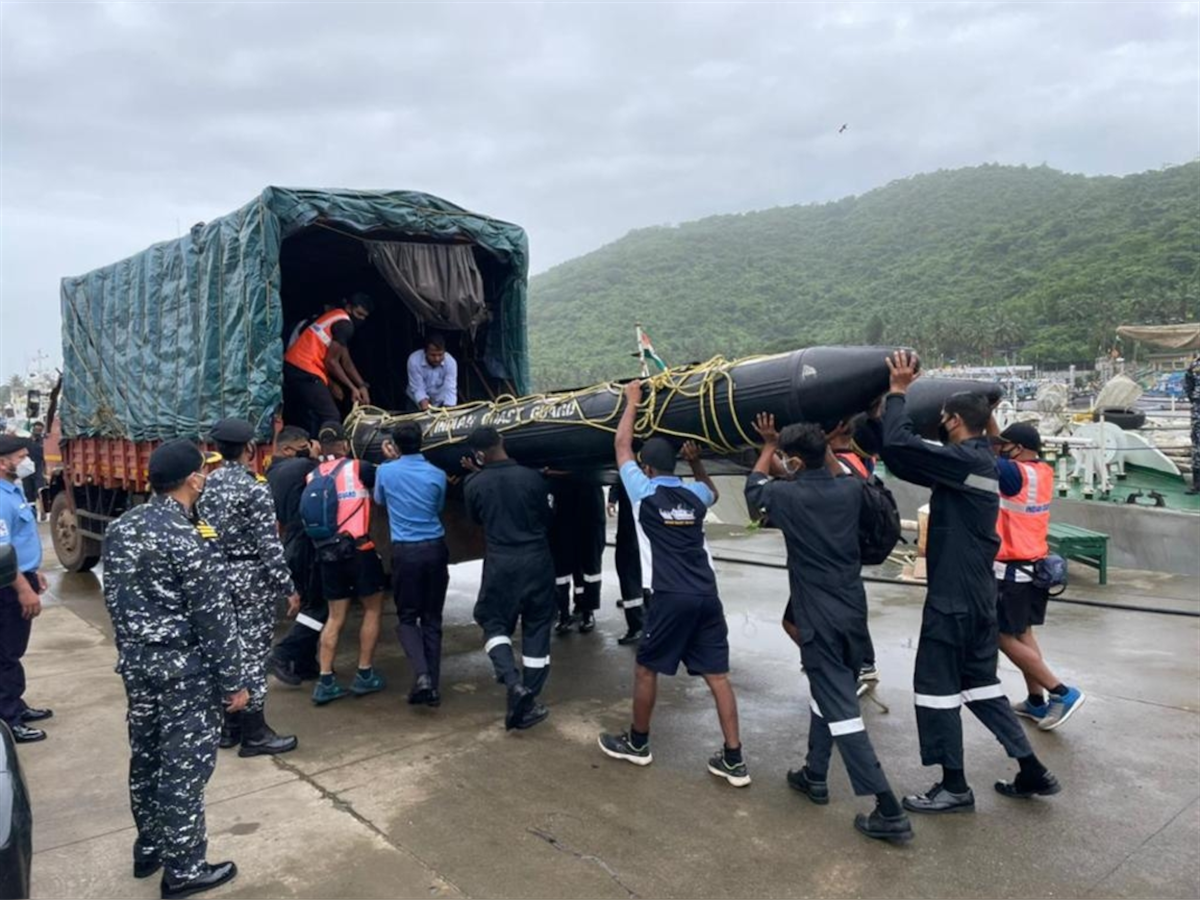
left=996, top=460, right=1053, bottom=562
left=309, top=457, right=373, bottom=547
left=284, top=310, right=351, bottom=384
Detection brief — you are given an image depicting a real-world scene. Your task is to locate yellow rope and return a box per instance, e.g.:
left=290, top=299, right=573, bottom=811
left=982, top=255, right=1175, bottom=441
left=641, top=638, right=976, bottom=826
left=343, top=353, right=778, bottom=459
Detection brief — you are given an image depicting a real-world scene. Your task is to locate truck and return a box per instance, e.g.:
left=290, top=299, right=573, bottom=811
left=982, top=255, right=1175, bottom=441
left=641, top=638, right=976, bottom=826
left=45, top=187, right=531, bottom=571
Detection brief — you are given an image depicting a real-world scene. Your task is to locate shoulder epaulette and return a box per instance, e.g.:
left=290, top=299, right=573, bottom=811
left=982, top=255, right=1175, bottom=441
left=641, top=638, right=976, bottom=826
left=255, top=473, right=268, bottom=483
left=195, top=520, right=219, bottom=540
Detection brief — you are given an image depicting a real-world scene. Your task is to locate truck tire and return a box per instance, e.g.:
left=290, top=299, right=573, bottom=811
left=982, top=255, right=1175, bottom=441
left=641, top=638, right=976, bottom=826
left=50, top=492, right=101, bottom=573
left=1093, top=407, right=1146, bottom=431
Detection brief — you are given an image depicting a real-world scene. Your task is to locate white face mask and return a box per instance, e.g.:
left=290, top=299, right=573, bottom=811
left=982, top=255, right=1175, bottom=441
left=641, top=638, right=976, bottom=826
left=15, top=457, right=35, bottom=479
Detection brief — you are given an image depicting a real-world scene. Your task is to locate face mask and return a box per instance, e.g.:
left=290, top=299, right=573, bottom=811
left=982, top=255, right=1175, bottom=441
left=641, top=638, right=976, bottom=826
left=15, top=457, right=35, bottom=479
left=191, top=472, right=207, bottom=500
left=294, top=447, right=311, bottom=459
left=937, top=418, right=952, bottom=444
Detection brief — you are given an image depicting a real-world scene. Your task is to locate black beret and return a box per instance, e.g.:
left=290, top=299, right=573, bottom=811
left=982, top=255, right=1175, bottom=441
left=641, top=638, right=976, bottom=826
left=149, top=440, right=205, bottom=489
left=209, top=418, right=255, bottom=443
left=0, top=435, right=30, bottom=455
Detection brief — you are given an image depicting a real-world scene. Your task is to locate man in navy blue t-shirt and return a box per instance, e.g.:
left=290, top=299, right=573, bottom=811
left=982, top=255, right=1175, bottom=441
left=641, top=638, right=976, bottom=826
left=598, top=381, right=749, bottom=787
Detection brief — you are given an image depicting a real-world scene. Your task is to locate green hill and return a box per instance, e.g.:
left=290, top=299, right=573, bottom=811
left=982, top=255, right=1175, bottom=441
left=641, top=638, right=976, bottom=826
left=527, top=162, right=1200, bottom=389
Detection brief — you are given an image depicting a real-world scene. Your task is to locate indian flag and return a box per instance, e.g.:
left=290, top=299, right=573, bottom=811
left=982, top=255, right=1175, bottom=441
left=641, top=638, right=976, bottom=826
left=635, top=324, right=667, bottom=376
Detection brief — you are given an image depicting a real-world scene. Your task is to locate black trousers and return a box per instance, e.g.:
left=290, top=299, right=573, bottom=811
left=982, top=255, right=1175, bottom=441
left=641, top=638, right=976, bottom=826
left=475, top=548, right=556, bottom=698
left=273, top=534, right=325, bottom=677
left=613, top=484, right=647, bottom=630
left=801, top=629, right=890, bottom=795
left=913, top=604, right=1032, bottom=769
left=392, top=539, right=450, bottom=688
left=284, top=362, right=341, bottom=439
left=550, top=484, right=605, bottom=616
left=0, top=574, right=35, bottom=727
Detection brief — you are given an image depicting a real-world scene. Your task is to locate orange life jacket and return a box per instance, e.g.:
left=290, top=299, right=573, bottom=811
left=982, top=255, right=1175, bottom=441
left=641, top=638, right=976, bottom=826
left=835, top=450, right=870, bottom=479
left=996, top=460, right=1053, bottom=562
left=284, top=309, right=351, bottom=384
left=308, top=457, right=373, bottom=547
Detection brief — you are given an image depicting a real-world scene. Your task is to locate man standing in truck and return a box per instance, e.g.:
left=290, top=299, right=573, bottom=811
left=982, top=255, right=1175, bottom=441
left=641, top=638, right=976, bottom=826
left=284, top=292, right=375, bottom=438
left=199, top=418, right=300, bottom=758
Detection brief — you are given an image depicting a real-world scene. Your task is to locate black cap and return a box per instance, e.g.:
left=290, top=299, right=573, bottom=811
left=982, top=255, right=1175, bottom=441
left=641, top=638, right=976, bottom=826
left=209, top=417, right=255, bottom=443
left=998, top=422, right=1042, bottom=453
left=638, top=437, right=677, bottom=474
left=149, top=440, right=205, bottom=489
left=0, top=435, right=30, bottom=455
left=348, top=291, right=374, bottom=313
left=318, top=421, right=347, bottom=443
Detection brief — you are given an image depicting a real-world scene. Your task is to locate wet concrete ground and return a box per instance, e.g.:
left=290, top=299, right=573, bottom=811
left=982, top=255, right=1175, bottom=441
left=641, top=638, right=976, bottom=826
left=17, top=525, right=1200, bottom=899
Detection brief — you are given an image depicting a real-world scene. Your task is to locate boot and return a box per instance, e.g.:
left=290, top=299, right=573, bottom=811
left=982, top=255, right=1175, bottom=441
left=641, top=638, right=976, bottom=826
left=218, top=711, right=242, bottom=749
left=618, top=601, right=645, bottom=645
left=237, top=708, right=298, bottom=757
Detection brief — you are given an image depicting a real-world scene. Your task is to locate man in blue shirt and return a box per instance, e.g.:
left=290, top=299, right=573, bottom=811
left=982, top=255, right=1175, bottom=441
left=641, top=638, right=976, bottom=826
left=406, top=333, right=458, bottom=411
left=0, top=434, right=52, bottom=743
left=598, top=381, right=749, bottom=787
left=375, top=422, right=449, bottom=706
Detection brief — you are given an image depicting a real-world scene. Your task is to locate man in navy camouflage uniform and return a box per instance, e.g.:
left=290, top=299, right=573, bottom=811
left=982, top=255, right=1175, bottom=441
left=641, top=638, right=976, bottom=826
left=198, top=418, right=299, bottom=756
left=103, top=439, right=247, bottom=898
left=1185, top=353, right=1200, bottom=495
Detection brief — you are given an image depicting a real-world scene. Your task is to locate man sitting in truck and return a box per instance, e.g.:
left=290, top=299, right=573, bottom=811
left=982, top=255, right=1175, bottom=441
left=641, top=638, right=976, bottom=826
left=406, top=332, right=458, bottom=411
left=283, top=293, right=374, bottom=437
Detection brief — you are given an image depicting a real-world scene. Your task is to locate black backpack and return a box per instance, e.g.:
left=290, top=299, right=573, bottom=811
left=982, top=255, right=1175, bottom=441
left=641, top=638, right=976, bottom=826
left=838, top=454, right=902, bottom=565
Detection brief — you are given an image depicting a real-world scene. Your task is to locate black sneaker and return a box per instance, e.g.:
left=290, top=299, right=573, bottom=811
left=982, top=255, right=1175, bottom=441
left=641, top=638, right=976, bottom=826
left=160, top=860, right=238, bottom=899
left=707, top=750, right=752, bottom=787
left=578, top=612, right=596, bottom=634
left=598, top=731, right=653, bottom=766
left=902, top=782, right=975, bottom=814
left=995, top=770, right=1061, bottom=799
left=408, top=674, right=434, bottom=706
left=854, top=808, right=914, bottom=843
left=786, top=767, right=829, bottom=805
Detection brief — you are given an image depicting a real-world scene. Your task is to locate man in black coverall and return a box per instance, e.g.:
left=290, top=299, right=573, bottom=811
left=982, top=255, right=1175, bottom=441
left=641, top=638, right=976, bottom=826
left=608, top=483, right=649, bottom=644
left=462, top=427, right=556, bottom=732
left=548, top=477, right=605, bottom=635
left=745, top=414, right=912, bottom=843
left=265, top=427, right=323, bottom=684
left=881, top=350, right=1061, bottom=813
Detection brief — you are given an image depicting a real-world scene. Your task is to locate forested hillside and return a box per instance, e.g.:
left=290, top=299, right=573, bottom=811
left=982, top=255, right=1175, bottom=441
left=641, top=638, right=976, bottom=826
left=527, top=162, right=1199, bottom=389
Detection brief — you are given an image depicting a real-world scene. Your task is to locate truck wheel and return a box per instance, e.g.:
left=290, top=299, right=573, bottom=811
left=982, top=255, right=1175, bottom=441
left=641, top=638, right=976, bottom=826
left=50, top=492, right=101, bottom=573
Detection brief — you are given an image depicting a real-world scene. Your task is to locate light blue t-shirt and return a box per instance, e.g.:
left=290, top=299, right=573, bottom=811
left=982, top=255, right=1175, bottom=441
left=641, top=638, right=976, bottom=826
left=618, top=460, right=714, bottom=507
left=0, top=478, right=42, bottom=572
left=374, top=454, right=447, bottom=543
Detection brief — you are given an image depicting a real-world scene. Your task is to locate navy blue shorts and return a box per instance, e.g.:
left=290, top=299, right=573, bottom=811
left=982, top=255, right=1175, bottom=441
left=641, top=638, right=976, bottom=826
left=636, top=591, right=729, bottom=676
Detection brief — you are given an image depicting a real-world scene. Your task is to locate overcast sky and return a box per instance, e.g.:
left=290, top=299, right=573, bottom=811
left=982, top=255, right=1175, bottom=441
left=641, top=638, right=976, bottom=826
left=1, top=1, right=1197, bottom=380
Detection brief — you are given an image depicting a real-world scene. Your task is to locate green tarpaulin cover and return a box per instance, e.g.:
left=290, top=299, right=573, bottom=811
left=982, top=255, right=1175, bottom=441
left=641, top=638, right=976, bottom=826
left=60, top=187, right=529, bottom=440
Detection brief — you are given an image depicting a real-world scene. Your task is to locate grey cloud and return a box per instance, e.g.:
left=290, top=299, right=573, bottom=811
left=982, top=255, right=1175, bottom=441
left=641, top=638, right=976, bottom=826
left=1, top=0, right=1196, bottom=377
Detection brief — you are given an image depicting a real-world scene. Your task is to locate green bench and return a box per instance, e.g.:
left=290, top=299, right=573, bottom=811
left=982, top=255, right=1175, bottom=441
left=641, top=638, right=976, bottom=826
left=1047, top=522, right=1109, bottom=585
